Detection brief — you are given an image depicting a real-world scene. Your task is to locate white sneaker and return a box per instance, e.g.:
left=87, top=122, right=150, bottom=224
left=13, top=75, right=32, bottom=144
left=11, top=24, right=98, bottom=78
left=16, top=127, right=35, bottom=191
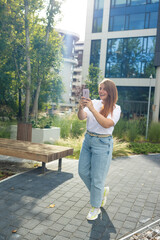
left=86, top=207, right=101, bottom=220
left=101, top=186, right=109, bottom=207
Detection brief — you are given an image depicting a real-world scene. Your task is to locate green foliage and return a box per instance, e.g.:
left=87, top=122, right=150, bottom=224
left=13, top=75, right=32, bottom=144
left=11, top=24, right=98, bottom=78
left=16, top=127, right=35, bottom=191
left=148, top=122, right=160, bottom=143
left=127, top=120, right=139, bottom=142
left=114, top=118, right=147, bottom=142
left=52, top=114, right=86, bottom=139
left=71, top=118, right=86, bottom=138
left=113, top=118, right=128, bottom=139
left=130, top=142, right=160, bottom=154
left=30, top=116, right=53, bottom=129
left=85, top=64, right=103, bottom=99
left=0, top=0, right=64, bottom=120
left=0, top=121, right=11, bottom=138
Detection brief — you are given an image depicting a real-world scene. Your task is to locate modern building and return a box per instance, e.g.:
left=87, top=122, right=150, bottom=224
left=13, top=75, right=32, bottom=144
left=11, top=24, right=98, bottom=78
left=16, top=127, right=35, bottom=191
left=82, top=0, right=159, bottom=117
left=71, top=41, right=84, bottom=104
left=58, top=29, right=79, bottom=104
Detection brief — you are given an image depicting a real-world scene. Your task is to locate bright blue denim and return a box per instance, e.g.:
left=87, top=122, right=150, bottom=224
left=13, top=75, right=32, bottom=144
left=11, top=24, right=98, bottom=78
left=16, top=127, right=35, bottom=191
left=78, top=132, right=113, bottom=208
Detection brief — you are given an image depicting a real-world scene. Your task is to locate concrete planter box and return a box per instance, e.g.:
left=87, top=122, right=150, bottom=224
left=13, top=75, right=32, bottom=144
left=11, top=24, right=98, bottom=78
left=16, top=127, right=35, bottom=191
left=10, top=125, right=60, bottom=144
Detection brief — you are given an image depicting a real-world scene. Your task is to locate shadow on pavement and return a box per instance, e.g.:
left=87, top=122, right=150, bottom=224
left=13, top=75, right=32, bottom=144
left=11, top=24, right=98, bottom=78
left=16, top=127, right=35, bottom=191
left=0, top=168, right=73, bottom=239
left=88, top=208, right=116, bottom=240
left=0, top=167, right=73, bottom=198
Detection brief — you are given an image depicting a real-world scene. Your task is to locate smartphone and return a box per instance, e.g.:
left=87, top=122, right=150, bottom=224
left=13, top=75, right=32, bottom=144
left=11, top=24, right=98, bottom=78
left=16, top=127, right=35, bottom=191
left=83, top=89, right=90, bottom=98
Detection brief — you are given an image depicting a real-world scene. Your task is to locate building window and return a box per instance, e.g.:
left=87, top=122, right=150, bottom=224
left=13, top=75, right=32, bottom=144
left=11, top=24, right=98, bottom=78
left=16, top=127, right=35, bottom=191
left=131, top=0, right=146, bottom=5
left=105, top=36, right=156, bottom=78
left=109, top=10, right=158, bottom=31
left=94, top=0, right=104, bottom=9
left=129, top=13, right=145, bottom=30
left=90, top=40, right=101, bottom=67
left=92, top=0, right=104, bottom=33
left=93, top=17, right=103, bottom=32
left=149, top=12, right=158, bottom=28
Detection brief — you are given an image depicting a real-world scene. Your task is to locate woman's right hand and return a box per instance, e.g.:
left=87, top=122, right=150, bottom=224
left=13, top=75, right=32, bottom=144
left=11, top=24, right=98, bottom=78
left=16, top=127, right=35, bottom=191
left=79, top=97, right=87, bottom=109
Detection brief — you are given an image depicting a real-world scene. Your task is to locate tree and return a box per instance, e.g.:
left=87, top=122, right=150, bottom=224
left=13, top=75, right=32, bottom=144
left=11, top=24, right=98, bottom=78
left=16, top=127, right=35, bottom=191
left=31, top=0, right=62, bottom=119
left=85, top=64, right=103, bottom=99
left=0, top=0, right=64, bottom=120
left=24, top=0, right=31, bottom=122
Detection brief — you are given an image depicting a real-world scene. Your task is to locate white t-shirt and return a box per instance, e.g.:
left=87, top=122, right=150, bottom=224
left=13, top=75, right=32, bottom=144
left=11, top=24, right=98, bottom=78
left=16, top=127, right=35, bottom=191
left=83, top=99, right=121, bottom=135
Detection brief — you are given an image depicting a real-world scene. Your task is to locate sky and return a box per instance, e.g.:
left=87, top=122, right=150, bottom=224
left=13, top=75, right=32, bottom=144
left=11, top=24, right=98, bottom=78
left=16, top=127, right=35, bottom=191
left=56, top=0, right=88, bottom=41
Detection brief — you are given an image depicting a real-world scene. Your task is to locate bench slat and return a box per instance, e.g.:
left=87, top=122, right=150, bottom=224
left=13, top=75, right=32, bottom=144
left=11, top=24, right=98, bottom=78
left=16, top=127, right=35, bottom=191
left=0, top=138, right=73, bottom=163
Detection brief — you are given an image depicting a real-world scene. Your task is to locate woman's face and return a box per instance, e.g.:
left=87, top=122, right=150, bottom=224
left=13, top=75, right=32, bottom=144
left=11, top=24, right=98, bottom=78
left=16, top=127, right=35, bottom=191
left=99, top=83, right=108, bottom=101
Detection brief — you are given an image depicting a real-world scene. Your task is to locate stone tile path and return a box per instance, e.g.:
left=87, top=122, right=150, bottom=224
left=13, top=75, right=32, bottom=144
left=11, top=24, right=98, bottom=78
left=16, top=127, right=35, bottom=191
left=0, top=154, right=160, bottom=240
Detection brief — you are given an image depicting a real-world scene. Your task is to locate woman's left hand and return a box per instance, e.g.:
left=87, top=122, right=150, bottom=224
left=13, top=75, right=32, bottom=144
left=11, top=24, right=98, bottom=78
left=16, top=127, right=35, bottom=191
left=84, top=99, right=94, bottom=112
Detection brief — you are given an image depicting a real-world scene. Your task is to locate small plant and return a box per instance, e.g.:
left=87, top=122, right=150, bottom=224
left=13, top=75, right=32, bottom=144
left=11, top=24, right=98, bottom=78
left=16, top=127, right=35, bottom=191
left=31, top=116, right=53, bottom=129
left=113, top=137, right=132, bottom=158
left=55, top=135, right=84, bottom=159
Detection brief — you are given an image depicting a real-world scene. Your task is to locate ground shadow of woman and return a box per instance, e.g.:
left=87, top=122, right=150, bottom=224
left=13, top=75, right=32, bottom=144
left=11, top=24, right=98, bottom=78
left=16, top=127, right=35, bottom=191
left=88, top=208, right=116, bottom=240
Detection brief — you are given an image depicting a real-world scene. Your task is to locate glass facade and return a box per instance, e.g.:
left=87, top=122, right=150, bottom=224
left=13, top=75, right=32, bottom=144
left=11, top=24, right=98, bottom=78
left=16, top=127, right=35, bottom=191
left=111, top=0, right=159, bottom=7
left=105, top=36, right=156, bottom=78
left=109, top=0, right=159, bottom=31
left=90, top=40, right=101, bottom=67
left=92, top=0, right=104, bottom=33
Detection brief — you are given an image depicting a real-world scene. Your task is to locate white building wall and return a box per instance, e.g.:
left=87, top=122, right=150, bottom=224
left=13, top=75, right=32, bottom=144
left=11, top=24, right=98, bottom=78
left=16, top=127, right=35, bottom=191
left=82, top=0, right=157, bottom=87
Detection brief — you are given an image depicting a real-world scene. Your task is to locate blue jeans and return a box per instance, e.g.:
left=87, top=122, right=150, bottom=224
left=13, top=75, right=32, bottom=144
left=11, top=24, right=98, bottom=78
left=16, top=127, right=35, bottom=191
left=78, top=132, right=113, bottom=208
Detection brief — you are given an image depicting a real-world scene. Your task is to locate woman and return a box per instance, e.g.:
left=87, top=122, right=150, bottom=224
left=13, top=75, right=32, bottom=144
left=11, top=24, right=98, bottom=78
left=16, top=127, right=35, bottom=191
left=78, top=79, right=121, bottom=221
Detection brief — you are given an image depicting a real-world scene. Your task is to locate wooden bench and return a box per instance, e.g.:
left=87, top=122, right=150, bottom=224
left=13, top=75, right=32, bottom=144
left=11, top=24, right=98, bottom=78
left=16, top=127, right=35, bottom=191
left=0, top=138, right=73, bottom=173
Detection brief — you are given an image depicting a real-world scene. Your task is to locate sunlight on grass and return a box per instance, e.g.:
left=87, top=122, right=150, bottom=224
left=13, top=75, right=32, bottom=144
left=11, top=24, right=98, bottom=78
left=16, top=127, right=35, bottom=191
left=55, top=135, right=132, bottom=159
left=113, top=137, right=132, bottom=158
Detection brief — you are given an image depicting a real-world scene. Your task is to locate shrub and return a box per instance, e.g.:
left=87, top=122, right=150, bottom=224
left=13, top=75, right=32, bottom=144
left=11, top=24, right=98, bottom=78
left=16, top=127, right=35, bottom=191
left=127, top=120, right=139, bottom=142
left=113, top=119, right=127, bottom=139
left=130, top=142, right=160, bottom=154
left=148, top=122, right=160, bottom=143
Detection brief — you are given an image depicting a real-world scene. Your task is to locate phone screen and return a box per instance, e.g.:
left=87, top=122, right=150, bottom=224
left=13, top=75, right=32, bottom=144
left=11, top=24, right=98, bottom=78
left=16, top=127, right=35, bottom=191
left=83, top=89, right=90, bottom=98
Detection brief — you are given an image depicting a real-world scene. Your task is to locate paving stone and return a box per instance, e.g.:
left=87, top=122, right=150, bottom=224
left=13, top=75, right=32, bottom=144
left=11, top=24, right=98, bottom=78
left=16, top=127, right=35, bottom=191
left=30, top=224, right=48, bottom=236
left=44, top=228, right=59, bottom=238
left=37, top=234, right=53, bottom=240
left=24, top=233, right=38, bottom=240
left=64, top=224, right=78, bottom=233
left=24, top=219, right=40, bottom=230
left=0, top=154, right=160, bottom=240
left=53, top=235, right=70, bottom=240
left=58, top=230, right=72, bottom=238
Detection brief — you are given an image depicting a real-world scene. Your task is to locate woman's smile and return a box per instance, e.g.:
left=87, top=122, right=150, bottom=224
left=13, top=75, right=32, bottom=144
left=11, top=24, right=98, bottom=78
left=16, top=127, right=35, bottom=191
left=99, top=83, right=108, bottom=100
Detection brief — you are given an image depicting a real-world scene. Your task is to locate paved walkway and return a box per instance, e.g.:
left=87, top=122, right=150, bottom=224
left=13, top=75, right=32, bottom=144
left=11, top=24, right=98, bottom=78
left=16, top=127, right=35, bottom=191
left=0, top=154, right=160, bottom=240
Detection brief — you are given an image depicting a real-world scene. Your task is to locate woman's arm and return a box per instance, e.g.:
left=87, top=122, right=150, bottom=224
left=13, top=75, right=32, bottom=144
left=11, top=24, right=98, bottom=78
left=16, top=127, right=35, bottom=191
left=85, top=99, right=114, bottom=128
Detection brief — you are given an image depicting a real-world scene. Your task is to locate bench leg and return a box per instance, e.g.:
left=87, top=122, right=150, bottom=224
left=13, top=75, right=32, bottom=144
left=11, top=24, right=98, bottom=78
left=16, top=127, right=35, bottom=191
left=42, top=162, right=46, bottom=174
left=58, top=158, right=62, bottom=172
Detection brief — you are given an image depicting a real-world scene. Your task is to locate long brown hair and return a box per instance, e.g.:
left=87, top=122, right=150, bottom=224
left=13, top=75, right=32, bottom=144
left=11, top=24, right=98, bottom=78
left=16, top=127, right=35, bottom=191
left=99, top=79, right=118, bottom=118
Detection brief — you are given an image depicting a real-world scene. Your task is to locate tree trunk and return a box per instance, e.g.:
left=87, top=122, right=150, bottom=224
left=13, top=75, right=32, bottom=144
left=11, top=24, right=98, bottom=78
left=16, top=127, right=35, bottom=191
left=24, top=0, right=31, bottom=123
left=46, top=0, right=55, bottom=44
left=31, top=79, right=42, bottom=119
left=14, top=55, right=22, bottom=120
left=31, top=0, right=55, bottom=118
